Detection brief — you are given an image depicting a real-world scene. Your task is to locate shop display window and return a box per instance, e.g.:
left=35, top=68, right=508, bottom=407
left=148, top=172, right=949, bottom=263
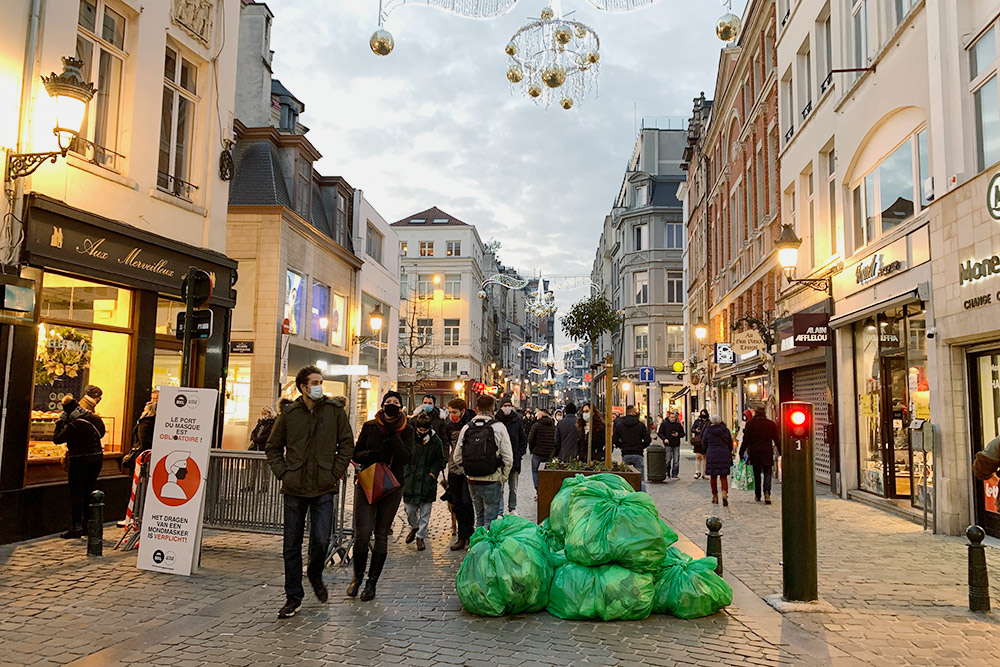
left=974, top=352, right=1000, bottom=517
left=222, top=361, right=252, bottom=449
left=330, top=294, right=347, bottom=349
left=30, top=274, right=132, bottom=462
left=285, top=270, right=304, bottom=335
left=310, top=281, right=330, bottom=343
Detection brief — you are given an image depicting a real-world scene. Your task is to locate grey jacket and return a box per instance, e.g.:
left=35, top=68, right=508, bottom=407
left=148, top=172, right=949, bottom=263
left=266, top=396, right=354, bottom=497
left=555, top=415, right=580, bottom=461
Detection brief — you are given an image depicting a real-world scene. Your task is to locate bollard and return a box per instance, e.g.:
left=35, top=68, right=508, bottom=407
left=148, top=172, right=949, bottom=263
left=87, top=490, right=105, bottom=557
left=706, top=515, right=723, bottom=576
left=967, top=525, right=990, bottom=613
left=647, top=442, right=667, bottom=483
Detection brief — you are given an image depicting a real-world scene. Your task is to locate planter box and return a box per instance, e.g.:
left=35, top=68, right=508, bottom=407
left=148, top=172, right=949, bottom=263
left=536, top=465, right=642, bottom=523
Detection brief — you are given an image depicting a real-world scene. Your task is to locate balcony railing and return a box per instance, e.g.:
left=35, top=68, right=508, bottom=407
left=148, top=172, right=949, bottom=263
left=820, top=71, right=833, bottom=94
left=801, top=100, right=813, bottom=120
left=157, top=172, right=199, bottom=200
left=69, top=137, right=125, bottom=171
left=780, top=8, right=790, bottom=27
left=784, top=124, right=795, bottom=143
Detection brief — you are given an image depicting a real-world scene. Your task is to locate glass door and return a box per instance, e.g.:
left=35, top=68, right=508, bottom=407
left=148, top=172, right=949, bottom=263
left=881, top=354, right=911, bottom=499
left=970, top=350, right=1000, bottom=538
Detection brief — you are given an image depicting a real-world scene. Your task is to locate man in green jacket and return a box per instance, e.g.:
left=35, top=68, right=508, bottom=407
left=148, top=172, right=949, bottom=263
left=266, top=365, right=354, bottom=619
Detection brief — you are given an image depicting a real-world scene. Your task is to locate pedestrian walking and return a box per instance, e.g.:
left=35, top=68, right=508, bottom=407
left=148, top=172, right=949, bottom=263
left=554, top=409, right=564, bottom=423
left=496, top=397, right=527, bottom=514
left=265, top=366, right=354, bottom=618
left=703, top=414, right=735, bottom=506
left=691, top=409, right=710, bottom=479
left=53, top=393, right=106, bottom=539
left=121, top=389, right=158, bottom=474
left=249, top=406, right=277, bottom=451
left=527, top=407, right=557, bottom=490
left=657, top=411, right=686, bottom=479
left=739, top=407, right=780, bottom=504
left=612, top=405, right=651, bottom=490
left=453, top=395, right=513, bottom=530
left=349, top=391, right=412, bottom=601
left=442, top=397, right=476, bottom=550
left=577, top=402, right=606, bottom=462
left=411, top=393, right=446, bottom=434
left=403, top=411, right=445, bottom=551
left=554, top=402, right=580, bottom=461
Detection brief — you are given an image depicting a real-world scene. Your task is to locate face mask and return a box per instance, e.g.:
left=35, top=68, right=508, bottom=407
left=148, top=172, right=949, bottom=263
left=383, top=403, right=401, bottom=418
left=308, top=385, right=323, bottom=400
left=417, top=430, right=430, bottom=441
left=450, top=413, right=461, bottom=423
left=582, top=412, right=591, bottom=422
left=423, top=404, right=435, bottom=413
left=501, top=406, right=513, bottom=415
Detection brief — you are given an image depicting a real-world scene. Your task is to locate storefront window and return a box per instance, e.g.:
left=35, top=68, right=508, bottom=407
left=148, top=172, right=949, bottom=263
left=30, top=274, right=132, bottom=462
left=856, top=316, right=883, bottom=495
left=222, top=361, right=252, bottom=449
left=330, top=294, right=347, bottom=349
left=155, top=298, right=184, bottom=336
left=284, top=269, right=304, bottom=335
left=310, top=281, right=330, bottom=343
left=973, top=352, right=1000, bottom=527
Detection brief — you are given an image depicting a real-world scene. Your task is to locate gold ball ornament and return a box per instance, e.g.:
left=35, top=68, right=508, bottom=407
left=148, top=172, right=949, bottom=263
left=587, top=51, right=600, bottom=64
left=507, top=65, right=524, bottom=83
left=575, top=53, right=592, bottom=69
left=528, top=84, right=542, bottom=98
left=541, top=64, right=566, bottom=88
left=477, top=290, right=487, bottom=299
left=716, top=13, right=742, bottom=42
left=540, top=6, right=554, bottom=20
left=560, top=97, right=573, bottom=110
left=505, top=41, right=518, bottom=56
left=370, top=29, right=394, bottom=56
left=575, top=25, right=587, bottom=39
left=554, top=24, right=573, bottom=46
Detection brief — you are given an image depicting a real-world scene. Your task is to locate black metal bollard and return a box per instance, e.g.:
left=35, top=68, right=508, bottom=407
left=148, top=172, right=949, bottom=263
left=87, top=490, right=105, bottom=557
left=706, top=515, right=723, bottom=576
left=967, top=525, right=990, bottom=613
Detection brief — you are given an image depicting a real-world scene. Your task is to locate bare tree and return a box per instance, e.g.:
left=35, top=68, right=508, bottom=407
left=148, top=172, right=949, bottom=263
left=397, top=284, right=441, bottom=409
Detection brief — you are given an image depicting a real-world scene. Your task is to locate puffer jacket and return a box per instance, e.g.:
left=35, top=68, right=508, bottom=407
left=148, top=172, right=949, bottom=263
left=402, top=430, right=444, bottom=504
left=495, top=409, right=528, bottom=473
left=265, top=395, right=355, bottom=497
left=53, top=407, right=105, bottom=457
left=353, top=415, right=414, bottom=487
left=612, top=414, right=651, bottom=456
left=703, top=422, right=735, bottom=477
left=528, top=416, right=557, bottom=459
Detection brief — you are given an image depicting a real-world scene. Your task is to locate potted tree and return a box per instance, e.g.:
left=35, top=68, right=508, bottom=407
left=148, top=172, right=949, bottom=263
left=536, top=295, right=639, bottom=521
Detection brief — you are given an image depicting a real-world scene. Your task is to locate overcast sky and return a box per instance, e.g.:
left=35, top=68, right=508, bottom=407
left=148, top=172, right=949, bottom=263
left=268, top=0, right=745, bottom=343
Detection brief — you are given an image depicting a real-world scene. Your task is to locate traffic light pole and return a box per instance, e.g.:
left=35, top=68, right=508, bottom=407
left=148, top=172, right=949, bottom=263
left=180, top=266, right=198, bottom=388
left=781, top=401, right=818, bottom=601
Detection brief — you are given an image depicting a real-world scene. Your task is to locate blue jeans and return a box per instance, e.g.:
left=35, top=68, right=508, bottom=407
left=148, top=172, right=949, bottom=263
left=282, top=492, right=334, bottom=603
left=531, top=454, right=548, bottom=489
left=623, top=454, right=646, bottom=491
left=504, top=469, right=520, bottom=511
left=469, top=481, right=502, bottom=528
left=665, top=445, right=680, bottom=478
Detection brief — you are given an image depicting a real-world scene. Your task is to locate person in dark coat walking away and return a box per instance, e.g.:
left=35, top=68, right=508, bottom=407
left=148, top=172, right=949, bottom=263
left=496, top=397, right=527, bottom=514
left=403, top=412, right=445, bottom=551
left=528, top=407, right=557, bottom=490
left=53, top=394, right=106, bottom=539
left=554, top=402, right=580, bottom=461
left=411, top=393, right=446, bottom=434
left=657, top=411, right=686, bottom=479
left=249, top=406, right=277, bottom=451
left=703, top=414, right=735, bottom=506
left=442, top=398, right=476, bottom=550
left=266, top=366, right=354, bottom=618
left=577, top=402, right=605, bottom=462
left=690, top=409, right=710, bottom=479
left=613, top=405, right=651, bottom=490
left=739, top=407, right=781, bottom=504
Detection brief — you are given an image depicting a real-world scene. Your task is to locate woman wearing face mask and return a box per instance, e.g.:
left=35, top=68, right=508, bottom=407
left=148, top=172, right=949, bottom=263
left=691, top=409, right=711, bottom=479
left=576, top=402, right=606, bottom=462
left=349, top=391, right=413, bottom=601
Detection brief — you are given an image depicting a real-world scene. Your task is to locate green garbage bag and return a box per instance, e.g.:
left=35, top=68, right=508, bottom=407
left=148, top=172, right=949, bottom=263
left=563, top=486, right=672, bottom=571
left=652, top=547, right=733, bottom=618
left=547, top=562, right=656, bottom=621
left=548, top=473, right=635, bottom=538
left=538, top=518, right=566, bottom=556
left=457, top=515, right=554, bottom=616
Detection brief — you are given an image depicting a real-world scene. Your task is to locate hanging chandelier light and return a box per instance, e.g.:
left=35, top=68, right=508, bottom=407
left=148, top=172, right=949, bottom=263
left=505, top=2, right=599, bottom=109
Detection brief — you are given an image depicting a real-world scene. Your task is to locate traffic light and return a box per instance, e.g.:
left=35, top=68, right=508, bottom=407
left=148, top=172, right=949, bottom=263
left=783, top=402, right=813, bottom=443
left=779, top=400, right=817, bottom=602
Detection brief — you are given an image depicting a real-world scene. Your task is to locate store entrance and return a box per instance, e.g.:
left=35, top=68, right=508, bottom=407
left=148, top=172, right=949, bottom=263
left=970, top=349, right=1000, bottom=538
left=880, top=354, right=911, bottom=499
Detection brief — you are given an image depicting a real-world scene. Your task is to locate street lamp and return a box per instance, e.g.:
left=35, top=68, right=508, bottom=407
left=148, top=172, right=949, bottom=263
left=368, top=305, right=384, bottom=333
left=694, top=319, right=708, bottom=341
left=6, top=57, right=97, bottom=181
left=775, top=224, right=832, bottom=294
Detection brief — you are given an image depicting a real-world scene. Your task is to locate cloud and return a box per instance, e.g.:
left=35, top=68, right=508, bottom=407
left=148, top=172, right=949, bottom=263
left=269, top=0, right=741, bottom=340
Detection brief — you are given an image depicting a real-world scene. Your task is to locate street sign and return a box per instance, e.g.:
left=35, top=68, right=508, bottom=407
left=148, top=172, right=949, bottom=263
left=732, top=330, right=765, bottom=355
left=671, top=361, right=685, bottom=373
left=714, top=343, right=735, bottom=364
left=324, top=364, right=369, bottom=376
left=229, top=341, right=254, bottom=354
left=638, top=366, right=655, bottom=383
left=584, top=373, right=592, bottom=382
left=281, top=318, right=290, bottom=335
left=175, top=309, right=213, bottom=340
left=180, top=269, right=213, bottom=308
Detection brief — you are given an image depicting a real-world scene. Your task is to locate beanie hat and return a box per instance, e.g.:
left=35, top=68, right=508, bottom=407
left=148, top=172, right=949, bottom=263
left=83, top=385, right=103, bottom=399
left=500, top=396, right=513, bottom=407
left=381, top=390, right=403, bottom=406
left=414, top=412, right=432, bottom=428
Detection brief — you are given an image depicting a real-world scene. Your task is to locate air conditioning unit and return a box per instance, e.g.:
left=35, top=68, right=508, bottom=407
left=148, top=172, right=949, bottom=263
left=923, top=176, right=935, bottom=202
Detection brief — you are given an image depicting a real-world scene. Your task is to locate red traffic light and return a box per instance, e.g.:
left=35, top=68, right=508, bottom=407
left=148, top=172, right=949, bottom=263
left=790, top=411, right=807, bottom=426
left=783, top=402, right=813, bottom=441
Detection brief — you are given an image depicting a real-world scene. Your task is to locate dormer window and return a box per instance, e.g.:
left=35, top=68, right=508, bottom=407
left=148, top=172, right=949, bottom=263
left=432, top=218, right=449, bottom=224
left=634, top=184, right=647, bottom=207
left=410, top=218, right=426, bottom=224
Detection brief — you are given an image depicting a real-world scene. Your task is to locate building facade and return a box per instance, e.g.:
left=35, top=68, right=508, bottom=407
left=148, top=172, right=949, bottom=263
left=0, top=0, right=240, bottom=542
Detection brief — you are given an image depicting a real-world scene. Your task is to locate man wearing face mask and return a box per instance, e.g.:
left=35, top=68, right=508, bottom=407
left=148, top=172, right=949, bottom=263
left=411, top=393, right=445, bottom=434
left=266, top=366, right=355, bottom=619
left=495, top=396, right=527, bottom=515
left=441, top=397, right=476, bottom=550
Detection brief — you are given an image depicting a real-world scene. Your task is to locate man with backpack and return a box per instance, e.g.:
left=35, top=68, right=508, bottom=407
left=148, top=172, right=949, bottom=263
left=453, top=395, right=513, bottom=529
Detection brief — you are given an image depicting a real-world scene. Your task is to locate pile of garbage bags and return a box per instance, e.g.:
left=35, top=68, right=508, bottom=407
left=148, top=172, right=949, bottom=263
left=456, top=473, right=732, bottom=621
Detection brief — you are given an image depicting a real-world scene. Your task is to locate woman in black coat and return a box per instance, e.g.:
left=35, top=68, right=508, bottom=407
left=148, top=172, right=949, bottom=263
left=691, top=409, right=710, bottom=479
left=249, top=406, right=277, bottom=451
left=349, top=391, right=412, bottom=601
left=53, top=395, right=106, bottom=538
left=702, top=414, right=735, bottom=506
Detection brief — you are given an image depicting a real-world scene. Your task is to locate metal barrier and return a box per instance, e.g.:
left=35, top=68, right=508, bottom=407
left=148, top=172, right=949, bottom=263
left=203, top=450, right=285, bottom=533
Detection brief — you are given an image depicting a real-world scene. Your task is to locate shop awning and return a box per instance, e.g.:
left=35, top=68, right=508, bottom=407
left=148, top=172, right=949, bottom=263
left=712, top=359, right=766, bottom=384
left=828, top=289, right=919, bottom=329
left=671, top=386, right=691, bottom=400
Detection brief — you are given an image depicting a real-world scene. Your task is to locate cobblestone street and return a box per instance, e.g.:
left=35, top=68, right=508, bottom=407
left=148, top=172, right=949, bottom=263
left=1, top=449, right=999, bottom=666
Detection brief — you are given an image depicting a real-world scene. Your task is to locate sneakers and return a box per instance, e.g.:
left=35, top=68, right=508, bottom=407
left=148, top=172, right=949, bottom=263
left=416, top=538, right=426, bottom=551
left=309, top=577, right=328, bottom=603
left=405, top=527, right=417, bottom=544
left=277, top=599, right=301, bottom=619
left=694, top=473, right=702, bottom=480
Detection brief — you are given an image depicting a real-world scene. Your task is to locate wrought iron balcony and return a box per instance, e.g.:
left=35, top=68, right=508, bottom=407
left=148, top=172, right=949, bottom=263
left=819, top=71, right=833, bottom=94
left=801, top=100, right=813, bottom=120
left=157, top=172, right=199, bottom=200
